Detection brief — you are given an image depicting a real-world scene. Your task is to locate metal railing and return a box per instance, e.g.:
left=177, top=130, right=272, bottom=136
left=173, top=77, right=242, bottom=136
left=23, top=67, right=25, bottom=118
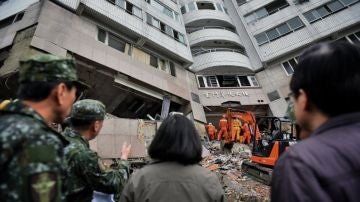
left=191, top=48, right=247, bottom=57
left=187, top=26, right=236, bottom=34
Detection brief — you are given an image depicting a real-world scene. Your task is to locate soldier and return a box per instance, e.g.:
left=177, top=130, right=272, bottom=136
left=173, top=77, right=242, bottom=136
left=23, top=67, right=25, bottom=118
left=63, top=99, right=131, bottom=202
left=0, top=54, right=84, bottom=201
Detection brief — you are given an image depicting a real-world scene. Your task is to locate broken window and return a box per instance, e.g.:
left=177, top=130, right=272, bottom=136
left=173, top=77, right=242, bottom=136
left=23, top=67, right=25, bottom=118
left=238, top=76, right=251, bottom=87
left=196, top=2, right=215, bottom=10
left=0, top=11, right=24, bottom=29
left=217, top=75, right=239, bottom=87
left=108, top=33, right=126, bottom=52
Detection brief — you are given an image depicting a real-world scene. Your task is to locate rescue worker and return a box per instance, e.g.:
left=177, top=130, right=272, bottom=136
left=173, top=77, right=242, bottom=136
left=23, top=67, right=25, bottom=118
left=242, top=121, right=251, bottom=145
left=0, top=54, right=84, bottom=201
left=63, top=99, right=131, bottom=202
left=217, top=114, right=228, bottom=141
left=231, top=116, right=242, bottom=142
left=205, top=122, right=217, bottom=140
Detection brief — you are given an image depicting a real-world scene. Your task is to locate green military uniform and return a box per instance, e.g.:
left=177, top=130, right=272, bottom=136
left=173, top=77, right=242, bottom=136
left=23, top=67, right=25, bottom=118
left=0, top=54, right=83, bottom=202
left=63, top=99, right=130, bottom=202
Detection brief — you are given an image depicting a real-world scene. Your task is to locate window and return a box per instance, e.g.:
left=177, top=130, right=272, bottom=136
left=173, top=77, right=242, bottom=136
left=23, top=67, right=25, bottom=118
left=197, top=76, right=205, bottom=87
left=255, top=17, right=304, bottom=45
left=206, top=76, right=219, bottom=87
left=188, top=2, right=196, bottom=11
left=339, top=0, right=358, bottom=6
left=238, top=76, right=251, bottom=87
left=277, top=23, right=291, bottom=35
left=347, top=30, right=360, bottom=44
left=147, top=0, right=181, bottom=23
left=14, top=12, right=24, bottom=22
left=111, top=0, right=142, bottom=19
left=147, top=13, right=186, bottom=45
left=217, top=75, right=239, bottom=87
left=249, top=76, right=259, bottom=87
left=0, top=11, right=24, bottom=30
left=196, top=2, right=215, bottom=10
left=327, top=1, right=344, bottom=12
left=316, top=7, right=330, bottom=18
left=268, top=90, right=281, bottom=101
left=255, top=33, right=268, bottom=45
left=303, top=10, right=320, bottom=23
left=97, top=28, right=176, bottom=76
left=282, top=57, right=299, bottom=75
left=115, top=0, right=125, bottom=8
left=197, top=75, right=259, bottom=88
left=98, top=29, right=106, bottom=43
left=287, top=17, right=304, bottom=30
left=266, top=29, right=280, bottom=41
left=303, top=0, right=359, bottom=24
left=108, top=33, right=126, bottom=52
left=181, top=6, right=186, bottom=14
left=170, top=62, right=176, bottom=76
left=150, top=54, right=158, bottom=68
left=98, top=28, right=128, bottom=53
left=244, top=0, right=289, bottom=24
left=216, top=3, right=224, bottom=12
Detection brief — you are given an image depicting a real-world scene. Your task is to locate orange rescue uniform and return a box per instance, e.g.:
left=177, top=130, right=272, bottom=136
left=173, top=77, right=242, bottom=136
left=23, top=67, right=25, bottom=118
left=206, top=124, right=217, bottom=140
left=231, top=119, right=241, bottom=142
left=242, top=122, right=251, bottom=145
left=217, top=118, right=228, bottom=140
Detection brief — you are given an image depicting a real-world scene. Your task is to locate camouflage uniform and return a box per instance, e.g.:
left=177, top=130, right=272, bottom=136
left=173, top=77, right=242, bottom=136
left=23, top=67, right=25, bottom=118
left=0, top=54, right=84, bottom=202
left=63, top=99, right=130, bottom=202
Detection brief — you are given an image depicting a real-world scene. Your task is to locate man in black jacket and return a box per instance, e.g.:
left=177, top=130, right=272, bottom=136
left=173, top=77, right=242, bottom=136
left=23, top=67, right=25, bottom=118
left=271, top=41, right=360, bottom=201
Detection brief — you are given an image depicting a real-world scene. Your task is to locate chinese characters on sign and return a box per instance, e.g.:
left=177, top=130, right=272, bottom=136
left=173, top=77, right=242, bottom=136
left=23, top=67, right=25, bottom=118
left=203, top=91, right=249, bottom=98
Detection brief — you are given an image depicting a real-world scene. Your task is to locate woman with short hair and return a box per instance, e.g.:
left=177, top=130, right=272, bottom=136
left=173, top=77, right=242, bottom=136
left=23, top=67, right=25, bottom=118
left=120, top=114, right=225, bottom=202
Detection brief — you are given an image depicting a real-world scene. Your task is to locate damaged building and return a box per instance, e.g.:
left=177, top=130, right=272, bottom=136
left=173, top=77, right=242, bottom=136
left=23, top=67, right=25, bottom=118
left=1, top=0, right=359, bottom=124
left=0, top=0, right=206, bottom=124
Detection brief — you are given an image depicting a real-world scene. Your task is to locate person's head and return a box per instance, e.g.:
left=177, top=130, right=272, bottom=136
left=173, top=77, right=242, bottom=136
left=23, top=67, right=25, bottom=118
left=222, top=114, right=226, bottom=118
left=17, top=53, right=87, bottom=123
left=69, top=99, right=106, bottom=140
left=209, top=122, right=212, bottom=125
left=290, top=42, right=360, bottom=131
left=148, top=114, right=202, bottom=165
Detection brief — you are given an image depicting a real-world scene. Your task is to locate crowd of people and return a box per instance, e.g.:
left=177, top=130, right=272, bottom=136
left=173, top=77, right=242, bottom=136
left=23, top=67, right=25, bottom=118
left=1, top=41, right=360, bottom=202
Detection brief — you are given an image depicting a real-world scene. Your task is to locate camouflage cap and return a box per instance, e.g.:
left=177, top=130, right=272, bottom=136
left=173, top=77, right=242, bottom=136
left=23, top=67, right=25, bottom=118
left=70, top=99, right=106, bottom=121
left=19, top=54, right=87, bottom=87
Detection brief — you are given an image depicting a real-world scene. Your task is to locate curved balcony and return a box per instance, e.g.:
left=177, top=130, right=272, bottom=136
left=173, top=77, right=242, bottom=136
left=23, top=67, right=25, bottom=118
left=190, top=48, right=253, bottom=72
left=183, top=10, right=233, bottom=27
left=188, top=26, right=244, bottom=47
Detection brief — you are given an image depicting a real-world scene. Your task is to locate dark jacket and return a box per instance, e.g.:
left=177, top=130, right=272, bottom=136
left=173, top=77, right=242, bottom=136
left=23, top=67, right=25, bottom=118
left=120, top=161, right=225, bottom=202
left=63, top=128, right=129, bottom=202
left=271, top=112, right=360, bottom=202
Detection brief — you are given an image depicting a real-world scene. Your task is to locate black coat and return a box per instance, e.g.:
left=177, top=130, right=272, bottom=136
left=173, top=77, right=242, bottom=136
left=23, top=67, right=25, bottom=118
left=271, top=112, right=360, bottom=202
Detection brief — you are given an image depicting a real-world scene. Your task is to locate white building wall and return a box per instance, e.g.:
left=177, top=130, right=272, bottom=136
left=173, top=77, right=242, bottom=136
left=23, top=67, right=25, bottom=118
left=0, top=0, right=39, bottom=20
left=188, top=28, right=243, bottom=47
left=191, top=51, right=252, bottom=72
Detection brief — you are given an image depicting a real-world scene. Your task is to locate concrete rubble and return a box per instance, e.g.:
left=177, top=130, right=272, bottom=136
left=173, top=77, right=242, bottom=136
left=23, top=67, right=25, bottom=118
left=201, top=142, right=270, bottom=202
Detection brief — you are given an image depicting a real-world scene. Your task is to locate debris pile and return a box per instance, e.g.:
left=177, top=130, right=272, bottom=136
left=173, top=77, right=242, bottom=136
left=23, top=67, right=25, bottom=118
left=201, top=142, right=270, bottom=202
